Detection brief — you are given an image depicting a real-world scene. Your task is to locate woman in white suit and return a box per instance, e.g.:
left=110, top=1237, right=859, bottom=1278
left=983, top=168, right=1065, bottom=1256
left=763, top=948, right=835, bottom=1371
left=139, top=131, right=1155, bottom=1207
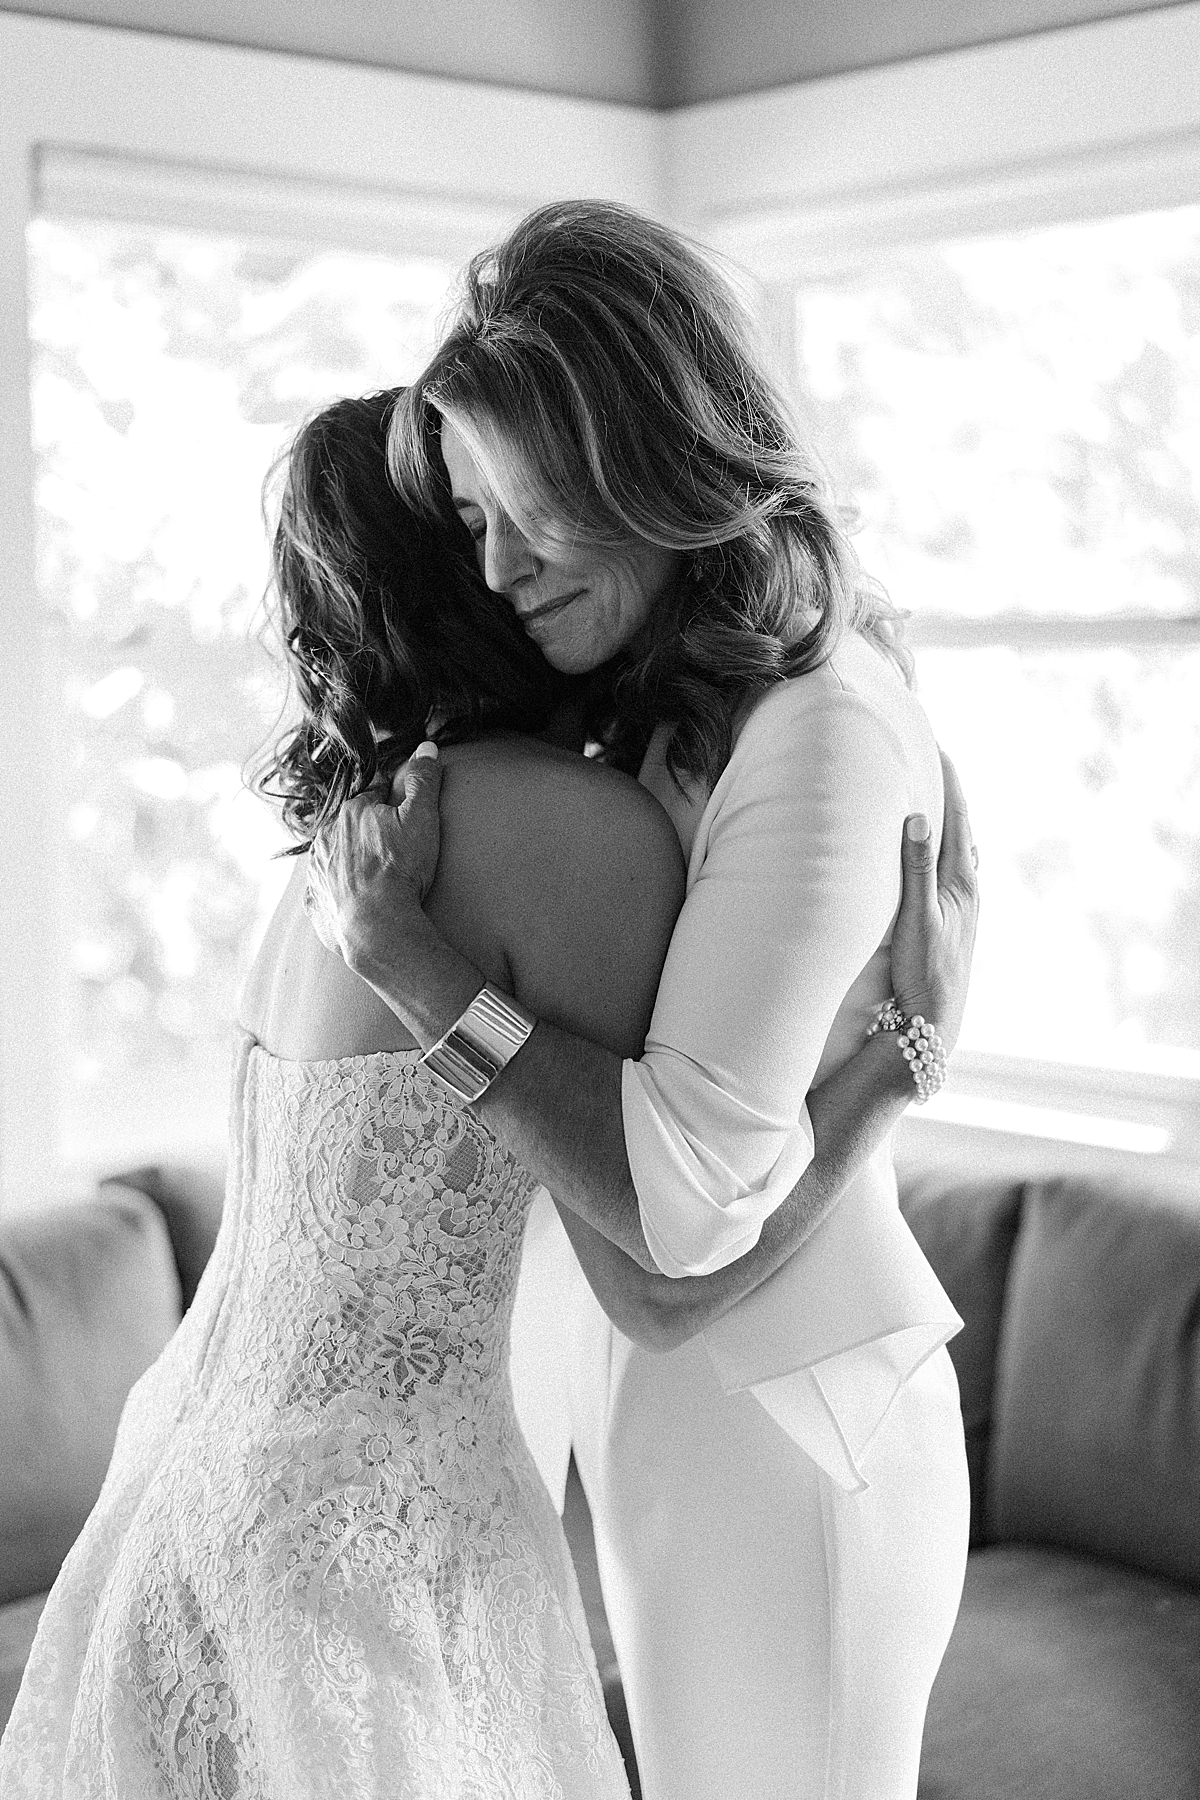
left=310, top=201, right=977, bottom=1798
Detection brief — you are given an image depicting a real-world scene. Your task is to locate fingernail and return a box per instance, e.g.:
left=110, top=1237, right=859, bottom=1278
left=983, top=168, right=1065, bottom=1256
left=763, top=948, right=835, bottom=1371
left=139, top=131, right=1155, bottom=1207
left=906, top=813, right=930, bottom=842
left=412, top=740, right=439, bottom=762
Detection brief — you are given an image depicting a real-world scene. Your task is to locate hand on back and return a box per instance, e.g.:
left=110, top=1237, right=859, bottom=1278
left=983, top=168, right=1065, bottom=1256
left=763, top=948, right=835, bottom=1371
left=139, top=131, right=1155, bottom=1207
left=889, top=751, right=979, bottom=1052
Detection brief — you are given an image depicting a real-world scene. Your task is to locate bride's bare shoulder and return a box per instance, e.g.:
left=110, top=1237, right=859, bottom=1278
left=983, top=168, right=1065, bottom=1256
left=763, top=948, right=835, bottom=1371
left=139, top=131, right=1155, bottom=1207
left=430, top=735, right=686, bottom=1048
left=437, top=735, right=681, bottom=873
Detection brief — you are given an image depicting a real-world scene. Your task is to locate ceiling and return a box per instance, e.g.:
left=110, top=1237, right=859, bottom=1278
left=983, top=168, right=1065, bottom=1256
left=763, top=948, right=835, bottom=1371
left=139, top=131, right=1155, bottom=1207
left=0, top=0, right=1187, bottom=107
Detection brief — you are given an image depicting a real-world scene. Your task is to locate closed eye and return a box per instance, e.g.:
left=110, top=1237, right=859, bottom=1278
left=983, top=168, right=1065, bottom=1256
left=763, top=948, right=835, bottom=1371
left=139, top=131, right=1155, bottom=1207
left=453, top=504, right=487, bottom=545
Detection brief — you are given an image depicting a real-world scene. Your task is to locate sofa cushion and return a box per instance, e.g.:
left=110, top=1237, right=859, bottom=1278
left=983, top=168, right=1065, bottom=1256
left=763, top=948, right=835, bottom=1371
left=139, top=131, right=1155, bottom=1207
left=0, top=1192, right=181, bottom=1606
left=919, top=1544, right=1200, bottom=1800
left=900, top=1174, right=1024, bottom=1544
left=0, top=1591, right=47, bottom=1736
left=100, top=1157, right=225, bottom=1312
left=988, top=1176, right=1200, bottom=1585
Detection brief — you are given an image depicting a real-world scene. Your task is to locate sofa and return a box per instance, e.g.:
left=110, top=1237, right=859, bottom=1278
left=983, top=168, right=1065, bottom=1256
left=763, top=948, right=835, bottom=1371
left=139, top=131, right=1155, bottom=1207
left=2, top=1159, right=1197, bottom=1799
left=904, top=1169, right=1200, bottom=1800
left=0, top=1163, right=224, bottom=1735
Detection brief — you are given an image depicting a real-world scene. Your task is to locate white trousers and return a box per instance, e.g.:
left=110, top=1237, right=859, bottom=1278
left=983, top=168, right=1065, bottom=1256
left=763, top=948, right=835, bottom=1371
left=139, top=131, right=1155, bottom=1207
left=570, top=1312, right=969, bottom=1800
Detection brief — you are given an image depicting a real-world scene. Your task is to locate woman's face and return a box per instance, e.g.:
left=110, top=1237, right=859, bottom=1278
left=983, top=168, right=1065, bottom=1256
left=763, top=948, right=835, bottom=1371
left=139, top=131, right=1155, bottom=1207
left=440, top=417, right=680, bottom=674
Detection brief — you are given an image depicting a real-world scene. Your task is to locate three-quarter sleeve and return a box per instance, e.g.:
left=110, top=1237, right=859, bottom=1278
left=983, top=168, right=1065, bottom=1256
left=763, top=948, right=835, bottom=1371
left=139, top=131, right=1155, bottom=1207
left=622, top=674, right=912, bottom=1277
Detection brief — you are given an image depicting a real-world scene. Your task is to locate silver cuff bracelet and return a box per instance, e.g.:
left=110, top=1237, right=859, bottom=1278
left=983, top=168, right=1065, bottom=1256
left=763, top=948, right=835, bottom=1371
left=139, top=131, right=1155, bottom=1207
left=420, top=984, right=537, bottom=1104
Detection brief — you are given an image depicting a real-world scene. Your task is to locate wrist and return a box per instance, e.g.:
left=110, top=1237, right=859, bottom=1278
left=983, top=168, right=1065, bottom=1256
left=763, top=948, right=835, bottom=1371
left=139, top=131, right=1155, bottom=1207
left=862, top=1027, right=924, bottom=1099
left=867, top=999, right=949, bottom=1104
left=894, top=987, right=960, bottom=1055
left=342, top=895, right=429, bottom=983
left=348, top=907, right=485, bottom=1050
left=422, top=984, right=537, bottom=1105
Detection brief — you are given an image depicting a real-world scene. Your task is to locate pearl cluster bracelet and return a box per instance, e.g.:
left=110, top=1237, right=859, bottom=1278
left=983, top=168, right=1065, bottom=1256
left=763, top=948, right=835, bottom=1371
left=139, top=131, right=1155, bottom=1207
left=867, top=999, right=948, bottom=1103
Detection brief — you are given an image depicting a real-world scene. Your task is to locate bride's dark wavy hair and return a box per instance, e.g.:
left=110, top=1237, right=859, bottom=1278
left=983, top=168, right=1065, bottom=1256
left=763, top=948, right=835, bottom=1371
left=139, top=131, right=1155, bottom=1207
left=389, top=200, right=911, bottom=788
left=256, top=388, right=575, bottom=842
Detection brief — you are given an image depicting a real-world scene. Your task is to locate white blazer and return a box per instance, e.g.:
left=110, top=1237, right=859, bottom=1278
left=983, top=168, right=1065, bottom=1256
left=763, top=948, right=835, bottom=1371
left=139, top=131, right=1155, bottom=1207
left=513, top=633, right=962, bottom=1499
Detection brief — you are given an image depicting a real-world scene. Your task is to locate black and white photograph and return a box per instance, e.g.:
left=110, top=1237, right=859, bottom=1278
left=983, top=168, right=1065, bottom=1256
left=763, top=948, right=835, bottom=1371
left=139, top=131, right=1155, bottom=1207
left=0, top=3, right=1197, bottom=1796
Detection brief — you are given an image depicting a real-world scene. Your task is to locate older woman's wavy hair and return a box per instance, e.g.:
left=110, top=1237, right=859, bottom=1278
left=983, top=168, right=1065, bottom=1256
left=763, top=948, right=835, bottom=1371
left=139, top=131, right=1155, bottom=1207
left=257, top=388, right=574, bottom=842
left=389, top=200, right=911, bottom=787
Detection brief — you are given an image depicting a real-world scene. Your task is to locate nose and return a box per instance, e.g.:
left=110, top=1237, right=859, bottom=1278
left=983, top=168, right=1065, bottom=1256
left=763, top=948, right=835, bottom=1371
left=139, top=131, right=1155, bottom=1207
left=483, top=514, right=538, bottom=596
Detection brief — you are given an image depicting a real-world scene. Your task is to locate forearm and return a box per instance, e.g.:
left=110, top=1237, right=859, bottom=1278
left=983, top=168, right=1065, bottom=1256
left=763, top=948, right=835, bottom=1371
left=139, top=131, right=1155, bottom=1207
left=481, top=1024, right=657, bottom=1269
left=348, top=910, right=657, bottom=1270
left=349, top=912, right=914, bottom=1294
left=557, top=1032, right=915, bottom=1350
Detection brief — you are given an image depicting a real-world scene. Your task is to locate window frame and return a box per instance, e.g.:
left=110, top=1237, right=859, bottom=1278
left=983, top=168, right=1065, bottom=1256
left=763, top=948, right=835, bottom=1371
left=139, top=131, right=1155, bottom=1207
left=4, top=7, right=1200, bottom=1201
left=0, top=11, right=663, bottom=1208
left=682, top=5, right=1200, bottom=1174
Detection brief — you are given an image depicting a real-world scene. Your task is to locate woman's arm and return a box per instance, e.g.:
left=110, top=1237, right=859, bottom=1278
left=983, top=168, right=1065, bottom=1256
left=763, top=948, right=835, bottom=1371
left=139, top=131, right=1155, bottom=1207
left=551, top=1032, right=911, bottom=1349
left=541, top=794, right=976, bottom=1349
left=311, top=743, right=978, bottom=1276
left=309, top=750, right=659, bottom=1268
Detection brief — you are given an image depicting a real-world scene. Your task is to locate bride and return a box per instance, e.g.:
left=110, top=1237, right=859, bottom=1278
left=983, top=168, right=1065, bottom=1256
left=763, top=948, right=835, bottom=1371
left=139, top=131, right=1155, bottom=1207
left=0, top=389, right=973, bottom=1798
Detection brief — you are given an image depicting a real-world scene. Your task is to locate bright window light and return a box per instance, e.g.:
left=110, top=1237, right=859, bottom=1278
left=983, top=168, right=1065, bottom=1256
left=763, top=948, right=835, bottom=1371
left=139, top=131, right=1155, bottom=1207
left=918, top=1093, right=1171, bottom=1155
left=791, top=205, right=1200, bottom=1079
left=27, top=219, right=456, bottom=1167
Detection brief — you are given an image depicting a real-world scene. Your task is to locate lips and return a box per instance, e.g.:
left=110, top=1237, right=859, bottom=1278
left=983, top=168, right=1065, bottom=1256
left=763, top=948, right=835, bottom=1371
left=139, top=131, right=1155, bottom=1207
left=514, top=589, right=584, bottom=626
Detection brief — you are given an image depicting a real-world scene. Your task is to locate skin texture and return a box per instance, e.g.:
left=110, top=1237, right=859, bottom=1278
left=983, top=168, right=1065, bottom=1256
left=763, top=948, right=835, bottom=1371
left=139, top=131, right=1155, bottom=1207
left=441, top=416, right=680, bottom=674
left=246, top=736, right=684, bottom=1069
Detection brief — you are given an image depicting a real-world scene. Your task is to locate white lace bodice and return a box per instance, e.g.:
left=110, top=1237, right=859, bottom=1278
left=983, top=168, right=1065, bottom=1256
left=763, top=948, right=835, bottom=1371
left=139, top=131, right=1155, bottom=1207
left=1, top=1035, right=629, bottom=1800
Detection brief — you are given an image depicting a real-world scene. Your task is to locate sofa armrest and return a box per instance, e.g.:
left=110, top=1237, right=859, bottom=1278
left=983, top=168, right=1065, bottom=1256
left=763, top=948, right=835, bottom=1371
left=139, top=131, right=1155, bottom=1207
left=0, top=1191, right=181, bottom=1606
left=100, top=1155, right=225, bottom=1312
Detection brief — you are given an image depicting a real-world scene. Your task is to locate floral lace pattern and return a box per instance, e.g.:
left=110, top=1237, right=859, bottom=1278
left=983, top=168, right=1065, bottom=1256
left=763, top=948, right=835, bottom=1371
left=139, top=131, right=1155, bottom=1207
left=1, top=1036, right=629, bottom=1800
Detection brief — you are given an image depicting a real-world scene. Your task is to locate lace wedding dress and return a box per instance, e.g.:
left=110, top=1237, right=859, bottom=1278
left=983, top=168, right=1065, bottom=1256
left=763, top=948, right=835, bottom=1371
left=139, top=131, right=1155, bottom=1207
left=0, top=1034, right=629, bottom=1800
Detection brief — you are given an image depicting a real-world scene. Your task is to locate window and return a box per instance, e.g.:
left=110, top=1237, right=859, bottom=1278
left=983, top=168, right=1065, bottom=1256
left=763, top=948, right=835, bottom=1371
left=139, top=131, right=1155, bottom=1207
left=785, top=204, right=1200, bottom=1148
left=28, top=217, right=455, bottom=1171
left=35, top=202, right=1200, bottom=1172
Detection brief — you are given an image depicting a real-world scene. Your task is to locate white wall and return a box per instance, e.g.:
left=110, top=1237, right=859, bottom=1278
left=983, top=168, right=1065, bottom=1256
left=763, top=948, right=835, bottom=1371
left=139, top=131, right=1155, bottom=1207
left=658, top=0, right=1188, bottom=104
left=0, top=0, right=1188, bottom=105
left=0, top=0, right=660, bottom=104
left=670, top=3, right=1200, bottom=274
